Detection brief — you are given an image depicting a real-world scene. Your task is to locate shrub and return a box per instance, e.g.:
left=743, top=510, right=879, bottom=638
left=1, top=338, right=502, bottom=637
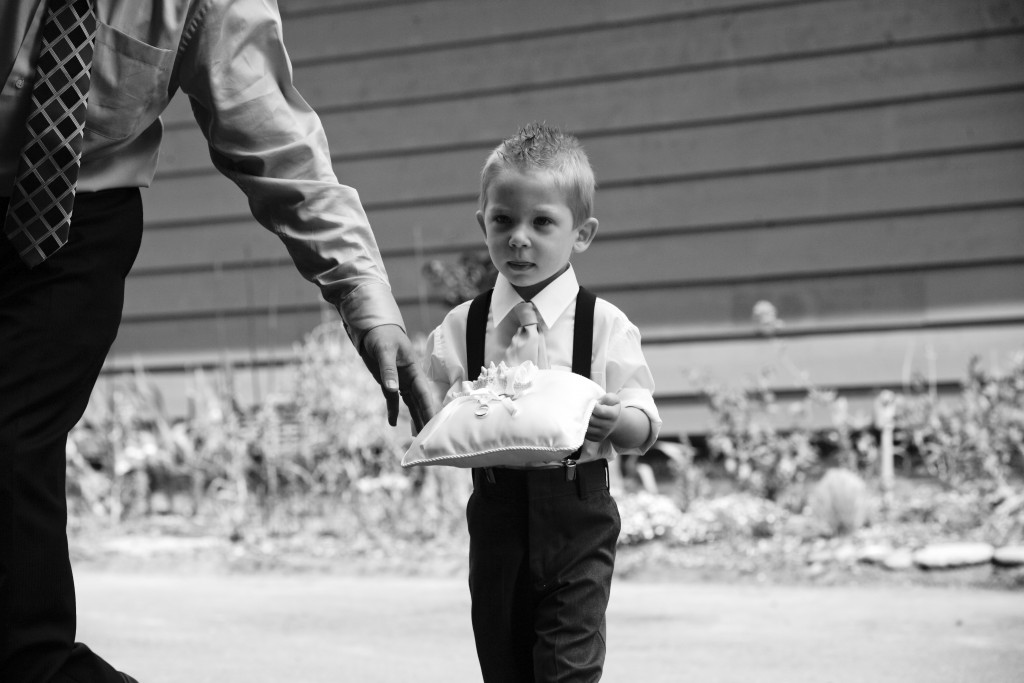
left=897, top=353, right=1024, bottom=492
left=696, top=371, right=827, bottom=501
left=422, top=250, right=497, bottom=306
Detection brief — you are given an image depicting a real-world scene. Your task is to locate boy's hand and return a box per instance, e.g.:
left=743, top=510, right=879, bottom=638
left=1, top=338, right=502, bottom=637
left=586, top=393, right=622, bottom=443
left=359, top=324, right=435, bottom=431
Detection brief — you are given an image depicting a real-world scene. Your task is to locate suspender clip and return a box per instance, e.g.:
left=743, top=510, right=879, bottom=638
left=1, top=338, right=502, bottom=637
left=562, top=458, right=577, bottom=481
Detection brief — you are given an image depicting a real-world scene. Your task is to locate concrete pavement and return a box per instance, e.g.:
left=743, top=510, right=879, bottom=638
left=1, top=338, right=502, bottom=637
left=75, top=571, right=1024, bottom=682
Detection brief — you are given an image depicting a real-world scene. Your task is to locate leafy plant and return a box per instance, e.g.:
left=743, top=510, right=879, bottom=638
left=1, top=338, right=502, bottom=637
left=897, top=353, right=1024, bottom=492
left=422, top=250, right=497, bottom=305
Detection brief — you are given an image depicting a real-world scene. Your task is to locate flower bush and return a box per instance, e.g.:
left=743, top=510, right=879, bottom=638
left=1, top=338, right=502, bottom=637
left=617, top=491, right=687, bottom=546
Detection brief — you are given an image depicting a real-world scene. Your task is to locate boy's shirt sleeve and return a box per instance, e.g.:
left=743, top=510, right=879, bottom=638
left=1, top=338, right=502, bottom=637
left=422, top=304, right=471, bottom=412
left=603, top=317, right=663, bottom=456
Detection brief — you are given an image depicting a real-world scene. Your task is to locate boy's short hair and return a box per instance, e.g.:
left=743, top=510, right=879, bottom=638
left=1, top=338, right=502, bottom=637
left=479, top=122, right=596, bottom=226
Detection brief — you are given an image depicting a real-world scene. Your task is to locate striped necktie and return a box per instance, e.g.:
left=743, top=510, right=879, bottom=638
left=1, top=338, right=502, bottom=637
left=507, top=301, right=546, bottom=368
left=3, top=0, right=97, bottom=267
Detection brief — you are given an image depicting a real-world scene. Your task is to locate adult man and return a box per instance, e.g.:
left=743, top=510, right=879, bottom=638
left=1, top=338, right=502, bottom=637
left=0, top=1, right=435, bottom=681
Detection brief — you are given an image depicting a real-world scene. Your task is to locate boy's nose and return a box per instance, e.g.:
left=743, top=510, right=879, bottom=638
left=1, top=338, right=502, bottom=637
left=508, top=224, right=530, bottom=247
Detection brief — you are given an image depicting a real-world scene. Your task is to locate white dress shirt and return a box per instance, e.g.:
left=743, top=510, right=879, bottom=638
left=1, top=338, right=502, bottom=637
left=1, top=0, right=400, bottom=346
left=423, top=266, right=662, bottom=465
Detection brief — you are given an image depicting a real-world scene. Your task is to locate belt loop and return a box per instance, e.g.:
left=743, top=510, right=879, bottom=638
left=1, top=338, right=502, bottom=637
left=485, top=467, right=496, bottom=484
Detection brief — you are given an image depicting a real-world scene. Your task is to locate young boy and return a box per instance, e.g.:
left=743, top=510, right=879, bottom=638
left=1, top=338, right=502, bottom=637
left=423, top=122, right=662, bottom=682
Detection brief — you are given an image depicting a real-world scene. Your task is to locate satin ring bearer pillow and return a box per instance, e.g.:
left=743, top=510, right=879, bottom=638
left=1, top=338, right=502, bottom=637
left=402, top=361, right=604, bottom=468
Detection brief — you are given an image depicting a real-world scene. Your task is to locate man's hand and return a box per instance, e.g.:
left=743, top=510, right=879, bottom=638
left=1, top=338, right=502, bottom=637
left=359, top=324, right=435, bottom=431
left=586, top=393, right=622, bottom=443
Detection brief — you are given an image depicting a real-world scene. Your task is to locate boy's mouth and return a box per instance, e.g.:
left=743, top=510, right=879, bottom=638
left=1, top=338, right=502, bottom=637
left=507, top=261, right=533, bottom=271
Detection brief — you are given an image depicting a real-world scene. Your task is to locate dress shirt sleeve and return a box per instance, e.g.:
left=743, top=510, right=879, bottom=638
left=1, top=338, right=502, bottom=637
left=422, top=305, right=470, bottom=410
left=174, top=0, right=401, bottom=349
left=604, top=317, right=663, bottom=456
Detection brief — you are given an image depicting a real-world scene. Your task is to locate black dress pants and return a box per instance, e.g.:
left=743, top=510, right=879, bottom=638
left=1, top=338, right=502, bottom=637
left=0, top=189, right=143, bottom=683
left=467, top=460, right=620, bottom=683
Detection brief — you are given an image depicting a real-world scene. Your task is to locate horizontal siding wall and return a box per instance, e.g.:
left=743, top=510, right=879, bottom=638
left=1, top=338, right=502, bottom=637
left=112, top=0, right=1024, bottom=431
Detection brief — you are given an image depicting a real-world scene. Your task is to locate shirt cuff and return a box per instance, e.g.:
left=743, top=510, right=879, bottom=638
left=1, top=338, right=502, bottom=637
left=336, top=281, right=406, bottom=350
left=618, top=388, right=663, bottom=456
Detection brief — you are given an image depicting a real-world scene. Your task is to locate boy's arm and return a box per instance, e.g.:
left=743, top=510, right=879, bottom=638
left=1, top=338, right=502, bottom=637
left=588, top=312, right=662, bottom=453
left=586, top=394, right=653, bottom=449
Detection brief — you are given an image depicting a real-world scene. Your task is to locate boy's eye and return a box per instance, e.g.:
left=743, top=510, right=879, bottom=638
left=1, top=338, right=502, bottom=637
left=533, top=216, right=553, bottom=227
left=492, top=214, right=512, bottom=225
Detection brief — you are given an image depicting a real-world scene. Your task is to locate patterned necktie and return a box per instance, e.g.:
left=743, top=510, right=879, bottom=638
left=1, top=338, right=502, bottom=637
left=3, top=0, right=97, bottom=267
left=507, top=301, right=546, bottom=368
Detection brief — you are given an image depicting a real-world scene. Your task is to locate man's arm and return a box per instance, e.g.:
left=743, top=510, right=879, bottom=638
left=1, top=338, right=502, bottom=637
left=173, top=0, right=434, bottom=428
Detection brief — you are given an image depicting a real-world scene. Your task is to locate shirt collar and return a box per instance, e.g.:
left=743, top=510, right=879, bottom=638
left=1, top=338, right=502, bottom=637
left=491, top=266, right=580, bottom=329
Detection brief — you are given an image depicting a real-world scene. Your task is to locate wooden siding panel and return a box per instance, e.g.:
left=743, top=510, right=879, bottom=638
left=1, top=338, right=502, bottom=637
left=162, top=0, right=1023, bottom=127
left=367, top=149, right=1024, bottom=250
left=279, top=0, right=801, bottom=58
left=120, top=261, right=1024, bottom=343
left=143, top=149, right=1024, bottom=241
left=369, top=208, right=1024, bottom=298
left=318, top=35, right=1024, bottom=157
left=584, top=264, right=1024, bottom=338
left=646, top=324, right=1024, bottom=396
left=293, top=0, right=1023, bottom=109
left=135, top=207, right=1024, bottom=290
left=157, top=90, right=1024, bottom=195
left=110, top=308, right=329, bottom=357
left=159, top=33, right=1024, bottom=163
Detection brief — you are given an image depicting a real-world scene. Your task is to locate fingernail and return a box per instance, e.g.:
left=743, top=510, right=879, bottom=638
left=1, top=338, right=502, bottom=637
left=386, top=380, right=398, bottom=391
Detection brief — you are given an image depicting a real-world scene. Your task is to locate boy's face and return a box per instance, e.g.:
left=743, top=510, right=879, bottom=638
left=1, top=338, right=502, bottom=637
left=477, top=168, right=597, bottom=301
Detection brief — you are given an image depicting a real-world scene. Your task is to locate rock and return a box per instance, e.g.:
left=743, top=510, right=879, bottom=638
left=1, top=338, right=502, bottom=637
left=834, top=543, right=857, bottom=564
left=882, top=549, right=915, bottom=571
left=993, top=545, right=1024, bottom=567
left=913, top=542, right=995, bottom=569
left=808, top=469, right=868, bottom=536
left=857, top=544, right=893, bottom=565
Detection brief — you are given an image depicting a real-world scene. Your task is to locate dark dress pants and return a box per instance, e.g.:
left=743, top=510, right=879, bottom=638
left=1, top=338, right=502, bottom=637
left=467, top=460, right=620, bottom=683
left=0, top=189, right=143, bottom=683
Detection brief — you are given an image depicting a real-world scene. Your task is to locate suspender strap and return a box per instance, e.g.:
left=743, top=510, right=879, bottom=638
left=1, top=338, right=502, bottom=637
left=466, top=288, right=493, bottom=382
left=571, top=287, right=596, bottom=379
left=565, top=286, right=596, bottom=473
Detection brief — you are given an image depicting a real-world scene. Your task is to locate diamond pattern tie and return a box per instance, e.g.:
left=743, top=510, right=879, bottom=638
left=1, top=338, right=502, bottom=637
left=3, top=0, right=97, bottom=267
left=507, top=301, right=546, bottom=368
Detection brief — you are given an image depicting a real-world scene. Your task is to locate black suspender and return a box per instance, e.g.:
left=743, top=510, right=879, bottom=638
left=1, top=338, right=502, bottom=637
left=466, top=288, right=493, bottom=382
left=464, top=286, right=597, bottom=478
left=571, top=287, right=596, bottom=379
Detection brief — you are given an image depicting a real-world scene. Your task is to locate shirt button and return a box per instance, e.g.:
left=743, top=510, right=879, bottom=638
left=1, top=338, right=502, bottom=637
left=15, top=78, right=26, bottom=88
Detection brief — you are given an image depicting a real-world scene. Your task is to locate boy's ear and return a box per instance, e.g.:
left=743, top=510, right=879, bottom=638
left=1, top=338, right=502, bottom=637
left=572, top=218, right=599, bottom=253
left=476, top=211, right=486, bottom=234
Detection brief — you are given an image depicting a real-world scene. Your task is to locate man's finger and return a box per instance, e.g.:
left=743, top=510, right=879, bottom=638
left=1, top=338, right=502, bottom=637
left=385, top=387, right=399, bottom=427
left=398, top=364, right=436, bottom=432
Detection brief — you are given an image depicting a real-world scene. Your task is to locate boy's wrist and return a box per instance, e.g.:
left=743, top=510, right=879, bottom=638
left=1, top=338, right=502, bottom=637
left=608, top=405, right=652, bottom=450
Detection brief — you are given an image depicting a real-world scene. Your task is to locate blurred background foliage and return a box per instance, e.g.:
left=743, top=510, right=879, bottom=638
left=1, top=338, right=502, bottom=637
left=66, top=291, right=1024, bottom=557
